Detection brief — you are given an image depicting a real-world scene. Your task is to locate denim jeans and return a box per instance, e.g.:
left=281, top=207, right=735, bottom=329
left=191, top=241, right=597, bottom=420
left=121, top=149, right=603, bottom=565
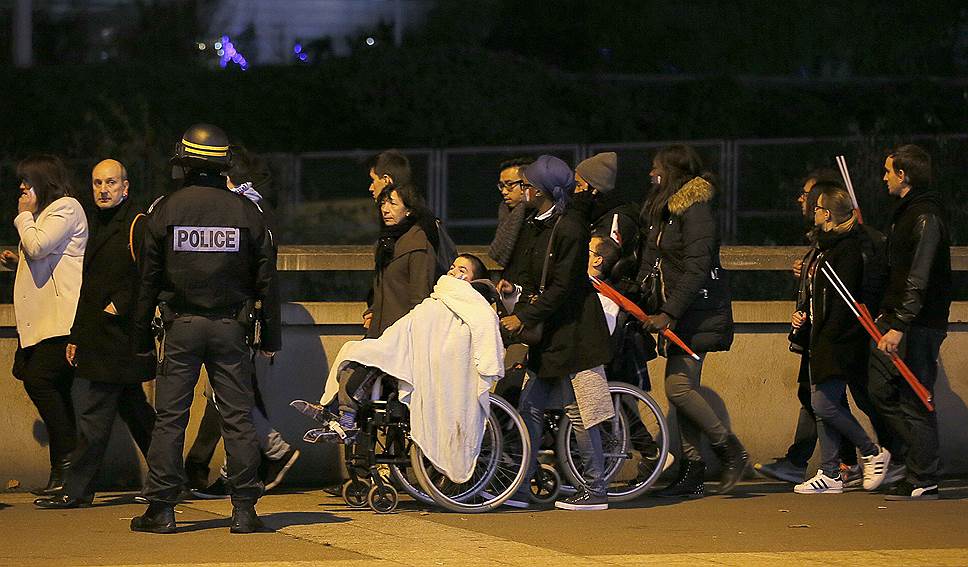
left=519, top=372, right=605, bottom=495
left=786, top=354, right=856, bottom=468
left=811, top=379, right=877, bottom=477
left=868, top=323, right=946, bottom=486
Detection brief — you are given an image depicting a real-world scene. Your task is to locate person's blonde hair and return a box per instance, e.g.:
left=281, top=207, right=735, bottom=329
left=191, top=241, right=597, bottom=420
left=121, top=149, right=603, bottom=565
left=817, top=182, right=856, bottom=233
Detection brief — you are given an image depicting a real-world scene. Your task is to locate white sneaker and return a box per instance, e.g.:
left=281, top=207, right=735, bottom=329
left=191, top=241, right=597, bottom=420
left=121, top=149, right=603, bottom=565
left=862, top=446, right=891, bottom=490
left=794, top=470, right=844, bottom=494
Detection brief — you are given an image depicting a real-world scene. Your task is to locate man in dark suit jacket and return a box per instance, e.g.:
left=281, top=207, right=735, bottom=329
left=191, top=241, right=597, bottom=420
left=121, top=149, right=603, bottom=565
left=35, top=159, right=157, bottom=508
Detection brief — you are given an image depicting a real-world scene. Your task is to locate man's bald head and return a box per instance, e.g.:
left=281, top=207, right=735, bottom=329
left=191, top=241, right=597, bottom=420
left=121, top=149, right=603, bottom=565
left=92, top=159, right=129, bottom=209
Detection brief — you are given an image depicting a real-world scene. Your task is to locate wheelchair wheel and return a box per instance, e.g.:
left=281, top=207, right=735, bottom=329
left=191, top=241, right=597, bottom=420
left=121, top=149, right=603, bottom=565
left=556, top=382, right=669, bottom=502
left=388, top=464, right=435, bottom=506
left=342, top=479, right=370, bottom=508
left=530, top=463, right=560, bottom=504
left=367, top=483, right=399, bottom=514
left=376, top=428, right=434, bottom=506
left=410, top=394, right=531, bottom=513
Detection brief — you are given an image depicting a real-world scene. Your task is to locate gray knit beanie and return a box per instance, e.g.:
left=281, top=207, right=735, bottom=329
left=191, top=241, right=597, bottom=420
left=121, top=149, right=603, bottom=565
left=576, top=152, right=618, bottom=193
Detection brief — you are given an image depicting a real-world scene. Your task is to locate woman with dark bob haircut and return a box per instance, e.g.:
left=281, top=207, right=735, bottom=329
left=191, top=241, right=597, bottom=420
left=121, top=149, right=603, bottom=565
left=315, top=183, right=437, bottom=443
left=636, top=144, right=745, bottom=498
left=2, top=155, right=88, bottom=496
left=366, top=183, right=437, bottom=339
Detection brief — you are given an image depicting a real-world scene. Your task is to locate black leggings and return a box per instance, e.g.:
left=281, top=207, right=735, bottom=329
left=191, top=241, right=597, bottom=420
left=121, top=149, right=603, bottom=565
left=15, top=336, right=77, bottom=465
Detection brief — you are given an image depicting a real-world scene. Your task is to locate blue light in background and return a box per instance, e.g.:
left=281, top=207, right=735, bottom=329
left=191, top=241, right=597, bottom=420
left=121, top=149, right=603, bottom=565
left=213, top=34, right=249, bottom=70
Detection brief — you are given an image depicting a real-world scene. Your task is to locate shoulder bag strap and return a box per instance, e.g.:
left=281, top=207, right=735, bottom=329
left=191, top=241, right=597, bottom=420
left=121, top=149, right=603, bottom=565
left=538, top=215, right=563, bottom=293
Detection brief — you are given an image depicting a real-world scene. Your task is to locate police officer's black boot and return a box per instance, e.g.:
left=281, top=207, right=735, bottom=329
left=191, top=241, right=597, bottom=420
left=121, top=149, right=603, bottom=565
left=654, top=459, right=705, bottom=498
left=712, top=434, right=749, bottom=494
left=230, top=504, right=268, bottom=534
left=130, top=502, right=176, bottom=534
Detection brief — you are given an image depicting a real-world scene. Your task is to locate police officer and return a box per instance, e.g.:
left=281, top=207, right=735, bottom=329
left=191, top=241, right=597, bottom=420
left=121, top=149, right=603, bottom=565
left=130, top=124, right=281, bottom=534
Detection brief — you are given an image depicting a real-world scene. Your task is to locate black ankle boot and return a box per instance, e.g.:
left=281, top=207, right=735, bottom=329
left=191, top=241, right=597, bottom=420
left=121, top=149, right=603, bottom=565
left=31, top=458, right=70, bottom=496
left=654, top=459, right=705, bottom=498
left=712, top=434, right=749, bottom=494
left=130, top=502, right=176, bottom=534
left=230, top=505, right=268, bottom=534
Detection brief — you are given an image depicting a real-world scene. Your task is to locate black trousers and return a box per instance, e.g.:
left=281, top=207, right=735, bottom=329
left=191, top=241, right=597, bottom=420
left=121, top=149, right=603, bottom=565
left=15, top=336, right=76, bottom=466
left=185, top=366, right=272, bottom=476
left=144, top=315, right=262, bottom=506
left=869, top=323, right=946, bottom=486
left=65, top=379, right=156, bottom=499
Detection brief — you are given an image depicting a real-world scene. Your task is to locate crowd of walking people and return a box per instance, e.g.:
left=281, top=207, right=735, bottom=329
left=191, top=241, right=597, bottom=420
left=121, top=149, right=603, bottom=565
left=7, top=125, right=952, bottom=530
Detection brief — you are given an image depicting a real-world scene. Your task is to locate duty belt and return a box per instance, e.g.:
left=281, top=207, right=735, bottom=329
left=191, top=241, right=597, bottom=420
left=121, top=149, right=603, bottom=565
left=170, top=304, right=242, bottom=319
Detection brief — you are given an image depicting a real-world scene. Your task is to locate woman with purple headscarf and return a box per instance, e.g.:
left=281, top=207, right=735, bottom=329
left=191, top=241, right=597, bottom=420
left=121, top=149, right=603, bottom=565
left=499, top=154, right=613, bottom=510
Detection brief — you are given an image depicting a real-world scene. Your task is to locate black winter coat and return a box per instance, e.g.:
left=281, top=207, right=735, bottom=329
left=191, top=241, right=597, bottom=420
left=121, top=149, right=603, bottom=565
left=879, top=190, right=951, bottom=332
left=70, top=199, right=155, bottom=384
left=806, top=226, right=870, bottom=384
left=576, top=192, right=640, bottom=260
left=637, top=178, right=733, bottom=355
left=513, top=208, right=611, bottom=378
left=135, top=174, right=282, bottom=352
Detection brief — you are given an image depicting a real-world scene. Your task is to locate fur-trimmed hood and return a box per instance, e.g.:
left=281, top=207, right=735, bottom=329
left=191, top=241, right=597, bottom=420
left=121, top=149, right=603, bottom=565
left=668, top=177, right=714, bottom=215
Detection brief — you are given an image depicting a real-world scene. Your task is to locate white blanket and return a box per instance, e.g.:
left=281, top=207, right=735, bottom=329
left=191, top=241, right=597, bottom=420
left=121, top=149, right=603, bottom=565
left=321, top=276, right=505, bottom=483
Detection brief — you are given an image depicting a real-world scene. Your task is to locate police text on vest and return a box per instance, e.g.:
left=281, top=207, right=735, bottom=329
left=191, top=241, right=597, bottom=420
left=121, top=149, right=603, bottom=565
left=173, top=226, right=240, bottom=252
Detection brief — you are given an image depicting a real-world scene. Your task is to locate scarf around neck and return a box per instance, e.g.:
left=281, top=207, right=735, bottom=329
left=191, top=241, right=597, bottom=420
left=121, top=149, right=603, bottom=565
left=488, top=203, right=527, bottom=267
left=375, top=216, right=417, bottom=271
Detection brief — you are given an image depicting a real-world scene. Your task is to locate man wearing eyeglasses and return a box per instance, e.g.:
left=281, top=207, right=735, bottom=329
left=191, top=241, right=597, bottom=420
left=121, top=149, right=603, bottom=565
left=489, top=157, right=534, bottom=290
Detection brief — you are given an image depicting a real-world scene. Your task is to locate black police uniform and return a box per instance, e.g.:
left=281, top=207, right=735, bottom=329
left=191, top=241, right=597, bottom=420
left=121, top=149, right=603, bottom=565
left=134, top=171, right=281, bottom=507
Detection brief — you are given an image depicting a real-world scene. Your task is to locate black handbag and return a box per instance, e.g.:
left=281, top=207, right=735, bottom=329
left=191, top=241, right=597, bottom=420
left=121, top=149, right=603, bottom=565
left=510, top=217, right=561, bottom=346
left=788, top=320, right=810, bottom=354
left=639, top=258, right=663, bottom=314
left=639, top=221, right=667, bottom=314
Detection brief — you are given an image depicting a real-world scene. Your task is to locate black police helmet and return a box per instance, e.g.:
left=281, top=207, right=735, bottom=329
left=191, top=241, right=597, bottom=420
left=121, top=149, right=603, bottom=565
left=170, top=123, right=232, bottom=172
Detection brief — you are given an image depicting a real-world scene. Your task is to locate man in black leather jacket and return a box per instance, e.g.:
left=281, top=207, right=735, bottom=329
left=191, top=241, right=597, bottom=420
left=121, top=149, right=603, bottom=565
left=870, top=144, right=951, bottom=501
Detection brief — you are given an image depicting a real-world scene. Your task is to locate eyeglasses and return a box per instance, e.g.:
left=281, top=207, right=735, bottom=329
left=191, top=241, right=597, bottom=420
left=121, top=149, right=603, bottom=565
left=814, top=205, right=829, bottom=213
left=588, top=249, right=601, bottom=257
left=497, top=180, right=524, bottom=191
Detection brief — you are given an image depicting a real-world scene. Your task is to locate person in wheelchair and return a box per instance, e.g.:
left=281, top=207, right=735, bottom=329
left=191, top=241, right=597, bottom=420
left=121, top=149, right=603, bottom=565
left=295, top=254, right=504, bottom=484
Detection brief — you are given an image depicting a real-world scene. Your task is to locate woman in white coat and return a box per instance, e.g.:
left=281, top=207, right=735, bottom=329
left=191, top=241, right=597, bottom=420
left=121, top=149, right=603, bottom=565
left=2, top=155, right=88, bottom=496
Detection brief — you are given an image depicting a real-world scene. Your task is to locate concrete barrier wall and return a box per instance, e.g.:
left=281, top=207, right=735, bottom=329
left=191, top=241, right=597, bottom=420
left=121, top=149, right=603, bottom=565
left=1, top=245, right=965, bottom=491
left=2, top=300, right=965, bottom=492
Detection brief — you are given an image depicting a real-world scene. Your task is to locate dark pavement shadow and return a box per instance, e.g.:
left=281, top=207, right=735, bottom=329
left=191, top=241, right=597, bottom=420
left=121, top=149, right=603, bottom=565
left=94, top=494, right=144, bottom=507
left=315, top=498, right=432, bottom=514
left=177, top=510, right=350, bottom=533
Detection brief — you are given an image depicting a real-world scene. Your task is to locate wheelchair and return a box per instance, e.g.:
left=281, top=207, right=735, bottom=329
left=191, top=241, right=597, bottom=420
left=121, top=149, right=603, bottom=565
left=300, top=373, right=532, bottom=514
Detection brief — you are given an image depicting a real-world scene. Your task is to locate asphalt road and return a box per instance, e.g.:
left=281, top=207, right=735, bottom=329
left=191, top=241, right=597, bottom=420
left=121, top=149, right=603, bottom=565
left=1, top=480, right=967, bottom=566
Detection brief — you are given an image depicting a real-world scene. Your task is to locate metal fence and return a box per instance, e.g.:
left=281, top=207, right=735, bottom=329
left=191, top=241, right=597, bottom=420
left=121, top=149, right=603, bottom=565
left=263, top=133, right=968, bottom=245
left=3, top=133, right=966, bottom=246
